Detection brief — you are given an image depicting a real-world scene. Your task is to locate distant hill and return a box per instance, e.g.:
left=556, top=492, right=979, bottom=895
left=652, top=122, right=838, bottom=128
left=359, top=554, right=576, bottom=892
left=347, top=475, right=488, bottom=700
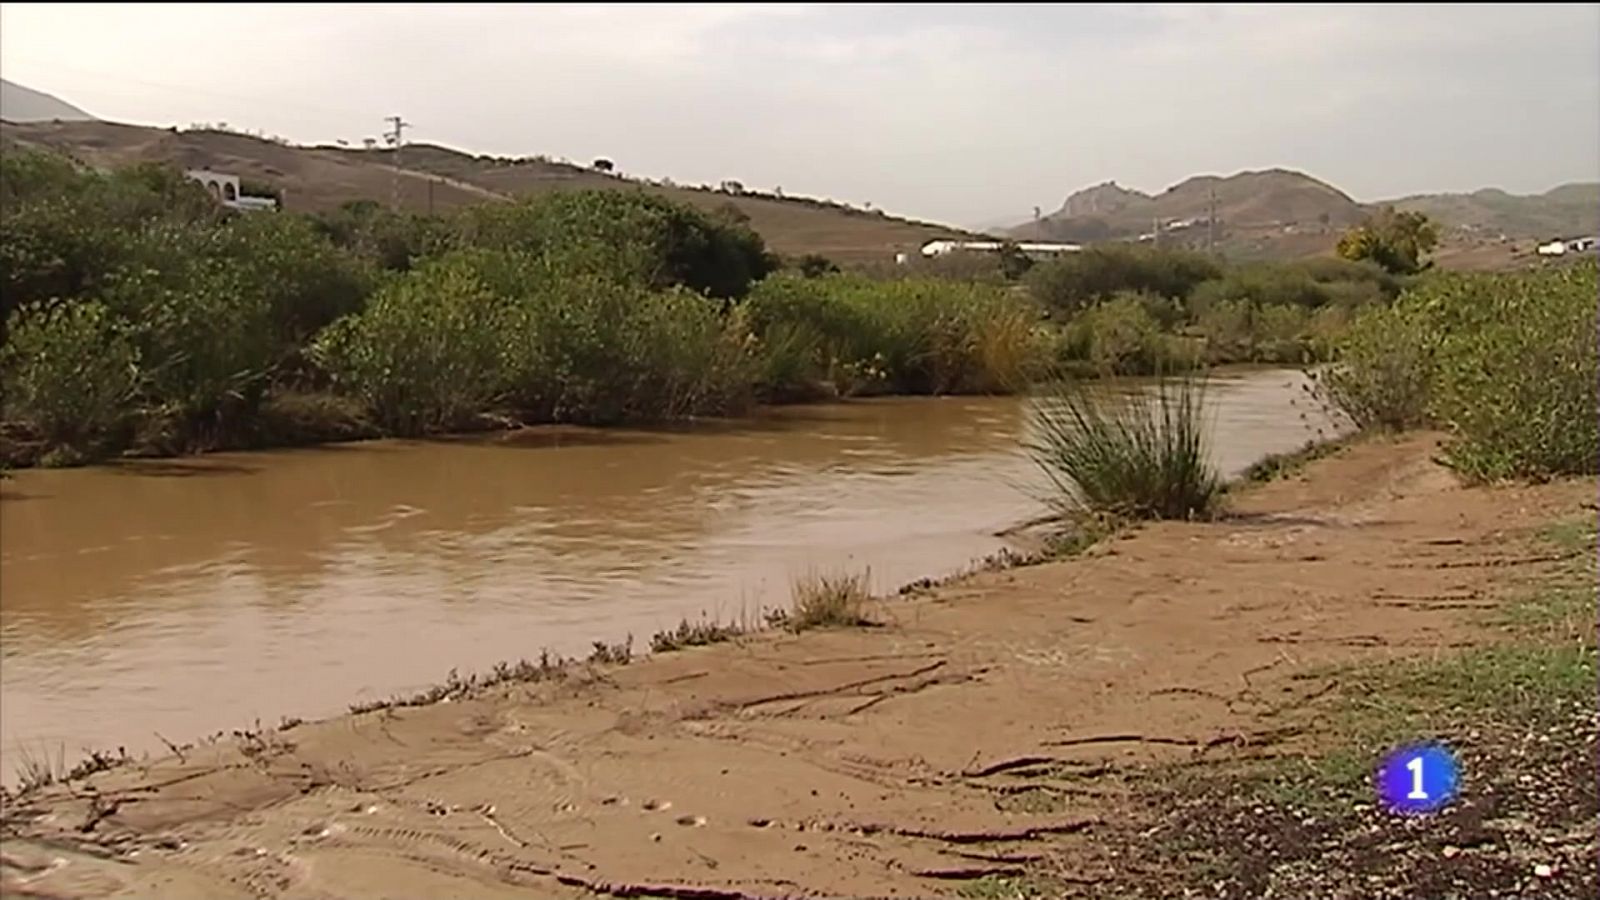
left=1008, top=169, right=1367, bottom=259
left=1007, top=169, right=1597, bottom=264
left=0, top=78, right=96, bottom=123
left=1388, top=183, right=1599, bottom=239
left=0, top=118, right=970, bottom=264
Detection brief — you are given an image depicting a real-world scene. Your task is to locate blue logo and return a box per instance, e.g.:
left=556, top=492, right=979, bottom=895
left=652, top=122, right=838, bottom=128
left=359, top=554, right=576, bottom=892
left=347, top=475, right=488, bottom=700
left=1375, top=741, right=1461, bottom=814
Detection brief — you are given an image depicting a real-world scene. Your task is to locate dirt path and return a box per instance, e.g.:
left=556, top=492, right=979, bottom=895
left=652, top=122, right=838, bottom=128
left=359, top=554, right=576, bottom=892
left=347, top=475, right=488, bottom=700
left=1, top=433, right=1592, bottom=899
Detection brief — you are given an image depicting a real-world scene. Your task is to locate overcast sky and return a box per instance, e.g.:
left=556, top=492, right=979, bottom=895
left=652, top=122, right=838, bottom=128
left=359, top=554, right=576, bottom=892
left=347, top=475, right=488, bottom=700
left=2, top=3, right=1596, bottom=226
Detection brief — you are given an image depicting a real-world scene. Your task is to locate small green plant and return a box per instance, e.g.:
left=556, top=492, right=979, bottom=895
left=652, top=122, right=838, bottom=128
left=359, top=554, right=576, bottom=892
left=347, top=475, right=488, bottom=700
left=1240, top=435, right=1354, bottom=483
left=587, top=635, right=634, bottom=665
left=1027, top=373, right=1221, bottom=521
left=650, top=617, right=745, bottom=653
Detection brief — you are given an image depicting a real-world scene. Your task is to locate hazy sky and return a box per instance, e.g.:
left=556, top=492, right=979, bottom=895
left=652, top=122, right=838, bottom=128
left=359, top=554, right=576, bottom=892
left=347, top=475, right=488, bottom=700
left=3, top=3, right=1597, bottom=226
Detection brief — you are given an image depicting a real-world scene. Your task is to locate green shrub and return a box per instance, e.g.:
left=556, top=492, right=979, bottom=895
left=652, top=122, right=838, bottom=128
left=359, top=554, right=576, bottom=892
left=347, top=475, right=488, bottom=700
left=745, top=274, right=1046, bottom=398
left=1063, top=292, right=1174, bottom=376
left=1317, top=301, right=1436, bottom=430
left=1254, top=304, right=1311, bottom=363
left=1320, top=262, right=1597, bottom=480
left=455, top=190, right=776, bottom=298
left=100, top=261, right=278, bottom=445
left=508, top=279, right=757, bottom=424
left=797, top=253, right=839, bottom=278
left=1425, top=265, right=1598, bottom=480
left=312, top=259, right=511, bottom=435
left=215, top=213, right=376, bottom=346
left=1027, top=246, right=1220, bottom=315
left=1, top=302, right=140, bottom=461
left=1027, top=373, right=1221, bottom=520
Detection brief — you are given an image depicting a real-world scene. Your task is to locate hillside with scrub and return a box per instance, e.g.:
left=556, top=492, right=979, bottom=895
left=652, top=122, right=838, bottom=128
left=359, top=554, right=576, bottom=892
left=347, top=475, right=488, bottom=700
left=0, top=118, right=970, bottom=264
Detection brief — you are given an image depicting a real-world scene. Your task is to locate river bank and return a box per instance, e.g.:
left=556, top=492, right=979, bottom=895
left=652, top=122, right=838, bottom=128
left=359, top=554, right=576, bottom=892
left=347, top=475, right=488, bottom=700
left=3, top=432, right=1592, bottom=898
left=0, top=370, right=1331, bottom=766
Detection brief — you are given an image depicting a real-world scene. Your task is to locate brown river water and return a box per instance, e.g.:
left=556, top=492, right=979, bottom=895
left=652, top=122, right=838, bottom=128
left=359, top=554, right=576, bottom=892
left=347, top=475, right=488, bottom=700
left=0, top=368, right=1333, bottom=771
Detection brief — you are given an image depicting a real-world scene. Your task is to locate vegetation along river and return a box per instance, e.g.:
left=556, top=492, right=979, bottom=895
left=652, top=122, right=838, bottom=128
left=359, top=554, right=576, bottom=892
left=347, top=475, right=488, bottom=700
left=0, top=368, right=1335, bottom=770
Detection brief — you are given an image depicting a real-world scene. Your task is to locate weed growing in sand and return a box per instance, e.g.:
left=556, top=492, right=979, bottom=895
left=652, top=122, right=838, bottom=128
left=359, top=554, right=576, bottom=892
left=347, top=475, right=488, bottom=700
left=649, top=617, right=746, bottom=653
left=1027, top=372, right=1221, bottom=521
left=587, top=634, right=634, bottom=665
left=12, top=742, right=66, bottom=793
left=1239, top=435, right=1355, bottom=484
left=10, top=743, right=129, bottom=795
left=348, top=650, right=568, bottom=714
left=768, top=571, right=874, bottom=632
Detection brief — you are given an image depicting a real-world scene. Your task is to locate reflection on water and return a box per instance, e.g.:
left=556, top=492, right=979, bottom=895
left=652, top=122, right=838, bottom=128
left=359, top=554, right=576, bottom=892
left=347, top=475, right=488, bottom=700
left=0, top=368, right=1332, bottom=764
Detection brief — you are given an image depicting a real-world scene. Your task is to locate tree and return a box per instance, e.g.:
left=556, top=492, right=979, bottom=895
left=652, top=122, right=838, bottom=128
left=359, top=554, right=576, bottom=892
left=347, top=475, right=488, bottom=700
left=997, top=240, right=1034, bottom=281
left=797, top=253, right=839, bottom=278
left=1337, top=207, right=1438, bottom=275
left=592, top=158, right=614, bottom=173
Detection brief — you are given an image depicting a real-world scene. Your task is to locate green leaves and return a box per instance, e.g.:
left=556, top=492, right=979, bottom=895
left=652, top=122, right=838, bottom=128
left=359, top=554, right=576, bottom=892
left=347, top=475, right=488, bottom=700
left=1323, top=261, right=1598, bottom=480
left=0, top=302, right=140, bottom=460
left=1336, top=206, right=1439, bottom=275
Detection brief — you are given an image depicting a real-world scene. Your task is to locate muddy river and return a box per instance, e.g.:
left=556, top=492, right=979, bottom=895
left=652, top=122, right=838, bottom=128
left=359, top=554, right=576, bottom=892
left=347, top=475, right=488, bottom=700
left=0, top=368, right=1334, bottom=768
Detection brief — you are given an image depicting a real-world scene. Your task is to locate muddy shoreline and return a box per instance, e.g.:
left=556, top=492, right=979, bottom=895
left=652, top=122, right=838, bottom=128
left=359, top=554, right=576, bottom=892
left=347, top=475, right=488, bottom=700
left=3, top=433, right=1591, bottom=898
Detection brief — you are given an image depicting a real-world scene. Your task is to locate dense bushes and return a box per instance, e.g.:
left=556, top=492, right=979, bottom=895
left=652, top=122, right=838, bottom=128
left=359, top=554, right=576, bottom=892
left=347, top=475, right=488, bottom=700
left=1027, top=245, right=1221, bottom=315
left=745, top=274, right=1047, bottom=399
left=1321, top=261, right=1598, bottom=481
left=0, top=302, right=140, bottom=462
left=313, top=259, right=511, bottom=435
left=0, top=150, right=1046, bottom=467
left=454, top=190, right=777, bottom=298
left=1029, top=247, right=1402, bottom=373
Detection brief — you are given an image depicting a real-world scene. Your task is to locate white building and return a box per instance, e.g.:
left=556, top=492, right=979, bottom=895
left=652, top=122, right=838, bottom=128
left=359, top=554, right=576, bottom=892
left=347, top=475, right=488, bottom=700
left=920, top=239, right=1082, bottom=258
left=183, top=169, right=279, bottom=212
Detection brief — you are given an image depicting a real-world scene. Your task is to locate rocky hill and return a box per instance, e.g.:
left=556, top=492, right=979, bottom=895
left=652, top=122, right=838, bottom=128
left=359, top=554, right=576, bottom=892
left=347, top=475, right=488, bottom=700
left=1008, top=169, right=1367, bottom=254
left=1389, top=183, right=1599, bottom=239
left=1006, top=169, right=1597, bottom=263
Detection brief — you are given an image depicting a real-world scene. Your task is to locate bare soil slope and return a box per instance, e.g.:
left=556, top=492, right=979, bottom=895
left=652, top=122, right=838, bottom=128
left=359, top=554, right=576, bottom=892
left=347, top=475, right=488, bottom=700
left=2, top=434, right=1592, bottom=898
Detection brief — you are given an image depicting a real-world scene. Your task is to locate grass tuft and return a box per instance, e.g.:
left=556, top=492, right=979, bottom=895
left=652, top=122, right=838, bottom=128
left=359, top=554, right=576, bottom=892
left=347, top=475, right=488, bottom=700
left=775, top=571, right=874, bottom=632
left=1027, top=372, right=1221, bottom=522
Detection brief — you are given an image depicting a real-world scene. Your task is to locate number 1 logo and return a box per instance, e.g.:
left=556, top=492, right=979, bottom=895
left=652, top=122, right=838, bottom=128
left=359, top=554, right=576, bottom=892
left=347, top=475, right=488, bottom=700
left=1377, top=742, right=1459, bottom=814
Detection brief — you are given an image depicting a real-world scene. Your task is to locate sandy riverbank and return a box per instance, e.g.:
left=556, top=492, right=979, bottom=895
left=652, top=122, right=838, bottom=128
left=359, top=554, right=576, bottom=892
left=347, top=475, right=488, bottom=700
left=1, top=432, right=1592, bottom=899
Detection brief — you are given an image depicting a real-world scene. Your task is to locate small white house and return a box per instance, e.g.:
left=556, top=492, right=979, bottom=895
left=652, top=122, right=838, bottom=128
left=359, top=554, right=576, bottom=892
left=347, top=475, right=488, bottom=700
left=183, top=169, right=279, bottom=212
left=920, top=239, right=1082, bottom=258
left=1537, top=236, right=1598, bottom=257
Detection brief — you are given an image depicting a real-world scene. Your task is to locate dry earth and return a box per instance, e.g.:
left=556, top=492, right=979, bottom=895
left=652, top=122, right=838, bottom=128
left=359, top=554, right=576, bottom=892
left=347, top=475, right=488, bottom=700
left=1, top=433, right=1593, bottom=899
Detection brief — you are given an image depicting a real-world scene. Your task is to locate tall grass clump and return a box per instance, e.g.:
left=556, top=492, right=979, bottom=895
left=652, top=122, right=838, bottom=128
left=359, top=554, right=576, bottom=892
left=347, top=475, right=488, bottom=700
left=1027, top=373, right=1221, bottom=521
left=780, top=571, right=874, bottom=631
